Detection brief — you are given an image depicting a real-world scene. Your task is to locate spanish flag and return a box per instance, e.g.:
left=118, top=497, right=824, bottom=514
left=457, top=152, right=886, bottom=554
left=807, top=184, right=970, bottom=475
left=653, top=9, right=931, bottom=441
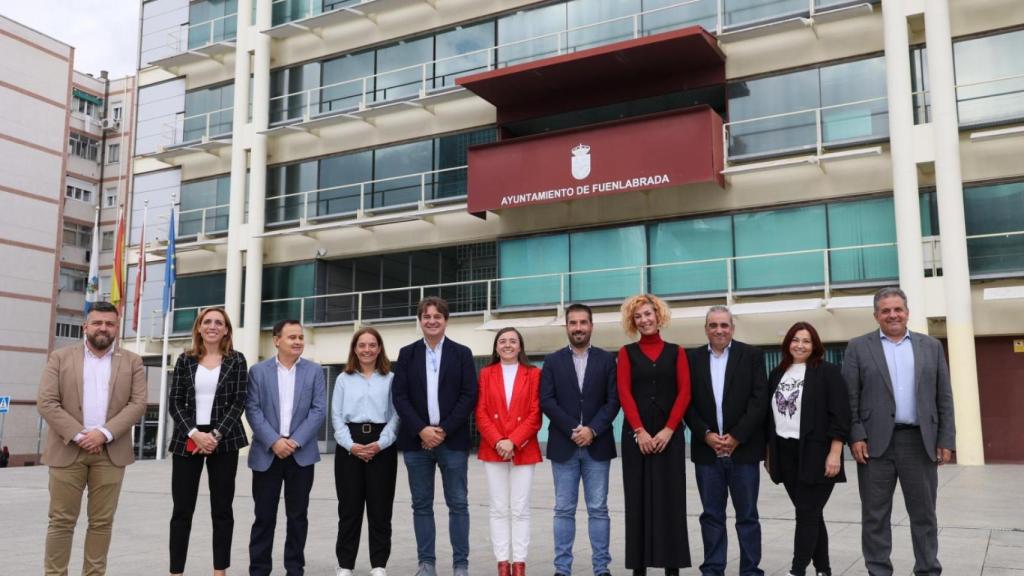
left=109, top=208, right=126, bottom=310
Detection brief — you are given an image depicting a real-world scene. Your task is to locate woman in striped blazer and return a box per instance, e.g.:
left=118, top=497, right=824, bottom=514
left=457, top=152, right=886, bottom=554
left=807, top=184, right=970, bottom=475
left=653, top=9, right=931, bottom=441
left=167, top=307, right=248, bottom=576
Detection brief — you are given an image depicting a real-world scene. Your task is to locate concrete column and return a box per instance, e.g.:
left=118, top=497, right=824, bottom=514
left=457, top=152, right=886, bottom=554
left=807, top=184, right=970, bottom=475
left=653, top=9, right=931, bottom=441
left=242, top=0, right=271, bottom=361
left=882, top=0, right=927, bottom=332
left=224, top=0, right=252, bottom=327
left=924, top=0, right=984, bottom=465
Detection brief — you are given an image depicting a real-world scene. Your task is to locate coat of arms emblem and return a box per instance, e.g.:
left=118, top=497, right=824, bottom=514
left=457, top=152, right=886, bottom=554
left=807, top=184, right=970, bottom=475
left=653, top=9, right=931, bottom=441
left=571, top=143, right=591, bottom=180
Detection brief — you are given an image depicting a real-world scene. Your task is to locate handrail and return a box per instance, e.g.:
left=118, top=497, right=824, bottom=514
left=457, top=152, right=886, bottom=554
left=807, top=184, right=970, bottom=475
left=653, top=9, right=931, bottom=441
left=264, top=164, right=467, bottom=223
left=251, top=241, right=899, bottom=327
left=178, top=203, right=232, bottom=237
left=267, top=0, right=711, bottom=121
left=722, top=94, right=894, bottom=160
left=167, top=12, right=238, bottom=53
left=164, top=105, right=235, bottom=146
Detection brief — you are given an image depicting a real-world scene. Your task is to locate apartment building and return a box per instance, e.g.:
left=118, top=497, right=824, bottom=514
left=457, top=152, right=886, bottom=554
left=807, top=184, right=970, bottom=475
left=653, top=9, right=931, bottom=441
left=0, top=15, right=137, bottom=464
left=130, top=0, right=1024, bottom=462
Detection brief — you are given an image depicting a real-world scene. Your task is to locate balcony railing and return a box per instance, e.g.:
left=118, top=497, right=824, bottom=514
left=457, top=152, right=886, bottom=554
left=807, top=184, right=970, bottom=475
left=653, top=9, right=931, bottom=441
left=187, top=13, right=238, bottom=50
left=723, top=95, right=890, bottom=162
left=158, top=106, right=234, bottom=150
left=178, top=203, right=231, bottom=238
left=956, top=71, right=1024, bottom=128
left=264, top=165, right=467, bottom=226
left=247, top=242, right=898, bottom=328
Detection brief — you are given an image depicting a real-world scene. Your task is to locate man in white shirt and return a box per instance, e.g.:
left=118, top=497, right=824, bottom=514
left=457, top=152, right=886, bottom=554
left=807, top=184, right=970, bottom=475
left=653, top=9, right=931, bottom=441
left=245, top=319, right=326, bottom=576
left=37, top=301, right=148, bottom=576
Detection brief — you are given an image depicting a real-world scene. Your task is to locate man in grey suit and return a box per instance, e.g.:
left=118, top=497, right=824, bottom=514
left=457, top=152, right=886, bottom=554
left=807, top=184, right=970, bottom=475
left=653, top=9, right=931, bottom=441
left=246, top=319, right=326, bottom=576
left=842, top=287, right=955, bottom=576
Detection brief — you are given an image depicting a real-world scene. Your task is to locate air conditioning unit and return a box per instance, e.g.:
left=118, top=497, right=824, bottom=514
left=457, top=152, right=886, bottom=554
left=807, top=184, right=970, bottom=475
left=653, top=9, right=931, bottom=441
left=101, top=118, right=121, bottom=131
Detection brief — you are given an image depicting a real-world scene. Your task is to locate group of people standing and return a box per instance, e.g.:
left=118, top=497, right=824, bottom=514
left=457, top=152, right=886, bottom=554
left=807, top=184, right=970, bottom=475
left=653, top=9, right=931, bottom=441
left=36, top=285, right=955, bottom=576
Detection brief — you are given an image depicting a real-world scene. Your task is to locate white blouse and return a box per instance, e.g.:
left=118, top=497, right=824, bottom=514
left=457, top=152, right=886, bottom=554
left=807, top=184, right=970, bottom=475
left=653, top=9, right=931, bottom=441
left=501, top=363, right=518, bottom=408
left=772, top=363, right=805, bottom=440
left=194, top=364, right=220, bottom=425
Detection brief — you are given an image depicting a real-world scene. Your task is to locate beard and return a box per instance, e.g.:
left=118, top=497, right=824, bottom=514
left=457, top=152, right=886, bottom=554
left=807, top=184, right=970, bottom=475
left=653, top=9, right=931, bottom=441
left=569, top=331, right=590, bottom=347
left=87, top=331, right=114, bottom=351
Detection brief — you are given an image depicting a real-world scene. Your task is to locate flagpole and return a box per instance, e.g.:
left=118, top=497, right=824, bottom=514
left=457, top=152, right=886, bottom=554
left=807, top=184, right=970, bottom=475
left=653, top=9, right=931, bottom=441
left=134, top=201, right=148, bottom=354
left=155, top=202, right=176, bottom=461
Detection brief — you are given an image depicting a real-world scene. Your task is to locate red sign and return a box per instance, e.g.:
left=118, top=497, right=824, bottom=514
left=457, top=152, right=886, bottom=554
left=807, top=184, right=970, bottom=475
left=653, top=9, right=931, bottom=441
left=467, top=106, right=724, bottom=213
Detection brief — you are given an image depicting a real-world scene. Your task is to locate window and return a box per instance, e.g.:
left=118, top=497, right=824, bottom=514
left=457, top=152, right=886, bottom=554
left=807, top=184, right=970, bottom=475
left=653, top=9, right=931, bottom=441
left=184, top=83, right=234, bottom=142
left=497, top=3, right=567, bottom=67
left=180, top=175, right=231, bottom=236
left=62, top=222, right=93, bottom=248
left=68, top=133, right=99, bottom=161
left=375, top=37, right=434, bottom=102
left=265, top=128, right=496, bottom=225
left=173, top=272, right=227, bottom=332
left=107, top=144, right=120, bottom=163
left=55, top=322, right=84, bottom=339
left=73, top=96, right=96, bottom=116
left=104, top=187, right=118, bottom=208
left=963, top=180, right=1024, bottom=276
left=65, top=185, right=94, bottom=203
left=261, top=263, right=315, bottom=327
left=188, top=0, right=237, bottom=49
left=272, top=61, right=323, bottom=122
left=954, top=29, right=1024, bottom=127
left=112, top=104, right=123, bottom=121
left=59, top=268, right=89, bottom=293
left=101, top=230, right=115, bottom=251
left=727, top=55, right=888, bottom=160
left=497, top=196, right=897, bottom=307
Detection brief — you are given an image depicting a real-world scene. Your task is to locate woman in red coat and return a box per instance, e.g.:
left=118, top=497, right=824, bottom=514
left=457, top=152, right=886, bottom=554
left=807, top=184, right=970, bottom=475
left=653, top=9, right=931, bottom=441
left=476, top=327, right=542, bottom=576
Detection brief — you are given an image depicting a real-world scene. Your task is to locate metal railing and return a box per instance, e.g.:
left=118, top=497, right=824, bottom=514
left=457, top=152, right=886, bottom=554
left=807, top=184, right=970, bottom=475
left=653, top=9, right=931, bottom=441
left=165, top=12, right=239, bottom=54
left=267, top=0, right=715, bottom=124
left=723, top=95, right=891, bottom=162
left=955, top=71, right=1024, bottom=127
left=162, top=106, right=234, bottom=148
left=245, top=242, right=898, bottom=329
left=264, top=165, right=468, bottom=225
left=148, top=304, right=221, bottom=338
left=178, top=203, right=232, bottom=238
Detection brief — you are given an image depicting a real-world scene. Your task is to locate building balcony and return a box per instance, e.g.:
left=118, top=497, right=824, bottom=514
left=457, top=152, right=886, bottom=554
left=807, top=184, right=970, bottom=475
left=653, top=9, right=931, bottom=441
left=149, top=13, right=237, bottom=72
left=261, top=165, right=469, bottom=236
left=263, top=0, right=438, bottom=38
left=143, top=108, right=234, bottom=163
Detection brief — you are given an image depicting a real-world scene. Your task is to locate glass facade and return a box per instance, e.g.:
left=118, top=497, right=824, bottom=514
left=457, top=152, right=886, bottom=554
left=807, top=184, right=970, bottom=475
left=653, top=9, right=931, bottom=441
left=179, top=175, right=231, bottom=237
left=954, top=29, right=1024, bottom=127
left=173, top=272, right=226, bottom=332
left=963, top=180, right=1024, bottom=276
left=184, top=83, right=234, bottom=143
left=188, top=0, right=237, bottom=49
left=498, top=196, right=898, bottom=307
left=265, top=128, right=496, bottom=225
left=262, top=263, right=316, bottom=327
left=727, top=55, right=888, bottom=160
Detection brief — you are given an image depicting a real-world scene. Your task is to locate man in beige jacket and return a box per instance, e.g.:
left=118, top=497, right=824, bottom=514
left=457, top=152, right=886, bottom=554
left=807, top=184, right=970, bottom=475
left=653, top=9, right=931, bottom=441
left=37, top=301, right=148, bottom=576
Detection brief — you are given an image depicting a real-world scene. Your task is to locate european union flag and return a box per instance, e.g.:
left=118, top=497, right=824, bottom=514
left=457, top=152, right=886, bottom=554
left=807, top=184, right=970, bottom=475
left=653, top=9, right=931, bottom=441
left=162, top=208, right=176, bottom=317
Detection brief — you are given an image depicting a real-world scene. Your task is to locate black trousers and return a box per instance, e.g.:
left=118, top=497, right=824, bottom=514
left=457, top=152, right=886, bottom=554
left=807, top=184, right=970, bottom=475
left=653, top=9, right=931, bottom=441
left=169, top=448, right=239, bottom=572
left=249, top=455, right=316, bottom=576
left=778, top=438, right=835, bottom=576
left=335, top=423, right=398, bottom=569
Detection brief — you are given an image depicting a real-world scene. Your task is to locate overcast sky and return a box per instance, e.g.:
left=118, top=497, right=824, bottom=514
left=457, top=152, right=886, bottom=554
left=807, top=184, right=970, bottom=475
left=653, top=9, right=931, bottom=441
left=2, top=1, right=140, bottom=78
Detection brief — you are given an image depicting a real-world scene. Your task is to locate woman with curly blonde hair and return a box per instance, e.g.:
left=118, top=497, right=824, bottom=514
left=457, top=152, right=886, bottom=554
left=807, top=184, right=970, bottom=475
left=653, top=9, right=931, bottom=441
left=616, top=294, right=692, bottom=575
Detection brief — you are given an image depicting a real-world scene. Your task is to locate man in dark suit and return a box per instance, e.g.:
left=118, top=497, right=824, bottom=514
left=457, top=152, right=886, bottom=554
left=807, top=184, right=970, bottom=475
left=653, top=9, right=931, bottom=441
left=246, top=319, right=326, bottom=576
left=842, top=287, right=955, bottom=576
left=392, top=296, right=478, bottom=576
left=540, top=303, right=619, bottom=576
left=685, top=305, right=768, bottom=576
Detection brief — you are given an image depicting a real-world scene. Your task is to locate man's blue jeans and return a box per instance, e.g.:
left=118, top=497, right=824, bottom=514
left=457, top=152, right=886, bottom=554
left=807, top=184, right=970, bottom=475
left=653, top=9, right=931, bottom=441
left=403, top=445, right=470, bottom=569
left=694, top=458, right=764, bottom=576
left=551, top=449, right=611, bottom=575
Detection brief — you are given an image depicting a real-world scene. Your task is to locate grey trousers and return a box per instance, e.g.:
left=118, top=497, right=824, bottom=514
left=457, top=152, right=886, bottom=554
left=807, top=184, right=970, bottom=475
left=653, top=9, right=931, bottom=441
left=857, top=428, right=941, bottom=576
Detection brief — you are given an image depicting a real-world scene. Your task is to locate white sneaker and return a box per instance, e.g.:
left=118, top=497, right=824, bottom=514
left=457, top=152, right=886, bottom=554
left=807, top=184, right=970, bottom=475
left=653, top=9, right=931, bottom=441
left=335, top=568, right=353, bottom=576
left=369, top=568, right=387, bottom=576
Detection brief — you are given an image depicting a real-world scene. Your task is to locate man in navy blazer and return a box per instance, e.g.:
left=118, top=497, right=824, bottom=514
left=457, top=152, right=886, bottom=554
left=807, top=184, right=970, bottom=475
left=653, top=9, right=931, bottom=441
left=540, top=303, right=619, bottom=576
left=392, top=296, right=478, bottom=576
left=245, top=319, right=326, bottom=576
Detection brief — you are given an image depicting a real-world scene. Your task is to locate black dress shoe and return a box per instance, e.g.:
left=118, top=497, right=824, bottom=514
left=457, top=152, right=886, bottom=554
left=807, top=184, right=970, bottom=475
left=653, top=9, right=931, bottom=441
left=665, top=570, right=679, bottom=576
left=632, top=570, right=647, bottom=576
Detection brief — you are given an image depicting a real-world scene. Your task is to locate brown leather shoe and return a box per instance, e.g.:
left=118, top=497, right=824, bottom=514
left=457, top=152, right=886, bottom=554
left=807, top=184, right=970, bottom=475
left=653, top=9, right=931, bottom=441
left=512, top=562, right=526, bottom=576
left=498, top=561, right=511, bottom=576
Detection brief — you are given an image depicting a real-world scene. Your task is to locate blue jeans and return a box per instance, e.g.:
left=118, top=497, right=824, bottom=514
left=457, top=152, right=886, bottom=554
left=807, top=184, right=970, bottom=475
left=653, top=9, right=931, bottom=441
left=551, top=449, right=611, bottom=576
left=694, top=458, right=763, bottom=576
left=403, top=445, right=470, bottom=569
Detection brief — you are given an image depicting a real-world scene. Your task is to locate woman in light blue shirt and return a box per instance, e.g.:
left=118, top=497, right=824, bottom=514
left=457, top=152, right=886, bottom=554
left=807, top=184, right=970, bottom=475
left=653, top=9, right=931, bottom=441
left=332, top=327, right=400, bottom=576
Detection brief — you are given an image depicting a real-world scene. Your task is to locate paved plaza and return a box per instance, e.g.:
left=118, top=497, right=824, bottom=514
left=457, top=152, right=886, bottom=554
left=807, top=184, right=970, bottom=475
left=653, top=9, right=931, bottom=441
left=2, top=456, right=1022, bottom=575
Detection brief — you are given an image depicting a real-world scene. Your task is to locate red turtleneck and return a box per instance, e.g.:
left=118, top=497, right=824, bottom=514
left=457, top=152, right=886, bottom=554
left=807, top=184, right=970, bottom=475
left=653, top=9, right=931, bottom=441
left=616, top=332, right=691, bottom=432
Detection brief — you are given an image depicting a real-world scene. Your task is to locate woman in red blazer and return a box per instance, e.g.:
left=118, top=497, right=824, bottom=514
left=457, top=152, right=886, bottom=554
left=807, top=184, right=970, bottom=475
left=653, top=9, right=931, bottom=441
left=476, top=327, right=542, bottom=576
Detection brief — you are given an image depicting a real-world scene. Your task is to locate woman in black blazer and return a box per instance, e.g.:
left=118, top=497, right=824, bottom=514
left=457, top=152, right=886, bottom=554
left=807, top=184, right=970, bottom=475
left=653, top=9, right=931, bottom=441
left=765, top=321, right=851, bottom=576
left=168, top=307, right=248, bottom=576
